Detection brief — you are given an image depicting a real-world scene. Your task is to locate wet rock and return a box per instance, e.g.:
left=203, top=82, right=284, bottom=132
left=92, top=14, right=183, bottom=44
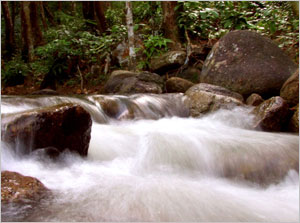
left=97, top=97, right=121, bottom=118
left=104, top=70, right=163, bottom=94
left=185, top=83, right=244, bottom=117
left=252, top=96, right=289, bottom=132
left=31, top=89, right=59, bottom=95
left=178, top=67, right=201, bottom=83
left=30, top=147, right=61, bottom=161
left=150, top=51, right=186, bottom=74
left=166, top=77, right=194, bottom=93
left=288, top=105, right=299, bottom=133
left=1, top=103, right=92, bottom=156
left=246, top=93, right=264, bottom=106
left=221, top=145, right=299, bottom=186
left=280, top=69, right=299, bottom=106
left=200, top=30, right=298, bottom=97
left=1, top=171, right=50, bottom=204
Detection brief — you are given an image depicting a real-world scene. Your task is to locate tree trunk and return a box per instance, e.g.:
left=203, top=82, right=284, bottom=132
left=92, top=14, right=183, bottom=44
left=161, top=1, right=181, bottom=49
left=71, top=2, right=76, bottom=15
left=82, top=2, right=97, bottom=31
left=94, top=2, right=108, bottom=34
left=43, top=2, right=55, bottom=26
left=21, top=1, right=34, bottom=62
left=125, top=2, right=136, bottom=71
left=39, top=1, right=48, bottom=30
left=29, top=2, right=43, bottom=47
left=2, top=1, right=15, bottom=59
left=58, top=2, right=62, bottom=11
left=11, top=1, right=16, bottom=28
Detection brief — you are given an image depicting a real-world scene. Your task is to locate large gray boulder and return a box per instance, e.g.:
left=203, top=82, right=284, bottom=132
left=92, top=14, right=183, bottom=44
left=280, top=69, right=299, bottom=106
left=1, top=103, right=92, bottom=156
left=200, top=30, right=298, bottom=97
left=150, top=51, right=186, bottom=74
left=104, top=70, right=163, bottom=94
left=185, top=83, right=244, bottom=117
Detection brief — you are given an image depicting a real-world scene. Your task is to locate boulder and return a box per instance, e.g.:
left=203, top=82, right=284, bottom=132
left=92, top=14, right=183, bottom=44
left=150, top=51, right=186, bottom=74
left=200, top=30, right=298, bottom=97
left=280, top=69, right=299, bottom=106
left=166, top=77, right=194, bottom=93
left=1, top=171, right=50, bottom=204
left=103, top=70, right=163, bottom=94
left=1, top=103, right=92, bottom=156
left=288, top=105, right=299, bottom=133
left=185, top=83, right=244, bottom=117
left=246, top=93, right=264, bottom=106
left=252, top=96, right=289, bottom=132
left=178, top=67, right=201, bottom=83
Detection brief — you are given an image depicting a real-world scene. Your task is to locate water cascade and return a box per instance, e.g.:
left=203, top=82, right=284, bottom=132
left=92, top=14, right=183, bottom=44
left=1, top=94, right=299, bottom=222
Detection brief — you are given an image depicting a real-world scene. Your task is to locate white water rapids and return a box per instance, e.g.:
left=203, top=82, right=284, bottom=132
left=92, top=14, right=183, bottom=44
left=1, top=94, right=299, bottom=222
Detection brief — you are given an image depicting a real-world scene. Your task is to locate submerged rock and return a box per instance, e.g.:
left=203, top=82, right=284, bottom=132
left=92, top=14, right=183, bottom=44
left=200, top=30, right=297, bottom=97
left=31, top=89, right=59, bottom=96
left=1, top=103, right=92, bottom=156
left=252, top=96, right=289, bottom=132
left=185, top=83, right=244, bottom=117
left=166, top=77, right=194, bottom=93
left=1, top=171, right=51, bottom=222
left=280, top=69, right=299, bottom=106
left=1, top=171, right=50, bottom=204
left=104, top=70, right=163, bottom=94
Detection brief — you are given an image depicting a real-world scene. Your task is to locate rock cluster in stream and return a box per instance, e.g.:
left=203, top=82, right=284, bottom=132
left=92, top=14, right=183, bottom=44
left=3, top=30, right=298, bottom=208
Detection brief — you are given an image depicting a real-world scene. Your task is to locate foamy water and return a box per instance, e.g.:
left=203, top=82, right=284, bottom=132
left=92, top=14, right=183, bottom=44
left=1, top=95, right=299, bottom=222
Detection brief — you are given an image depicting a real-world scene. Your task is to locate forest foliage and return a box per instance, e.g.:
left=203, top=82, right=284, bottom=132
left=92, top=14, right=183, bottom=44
left=1, top=1, right=299, bottom=91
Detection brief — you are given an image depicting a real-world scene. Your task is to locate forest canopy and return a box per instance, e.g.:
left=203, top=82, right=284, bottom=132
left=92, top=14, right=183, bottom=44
left=1, top=1, right=299, bottom=94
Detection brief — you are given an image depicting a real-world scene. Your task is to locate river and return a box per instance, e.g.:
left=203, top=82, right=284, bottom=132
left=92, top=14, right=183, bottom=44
left=1, top=94, right=299, bottom=222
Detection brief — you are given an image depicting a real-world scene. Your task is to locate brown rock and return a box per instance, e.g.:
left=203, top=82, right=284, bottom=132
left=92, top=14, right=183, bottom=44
left=253, top=96, right=289, bottom=132
left=280, top=69, right=299, bottom=106
left=1, top=171, right=50, bottom=204
left=200, top=30, right=298, bottom=97
left=1, top=103, right=92, bottom=156
left=185, top=83, right=244, bottom=117
left=166, top=77, right=194, bottom=93
left=150, top=51, right=186, bottom=74
left=288, top=105, right=299, bottom=133
left=246, top=93, right=264, bottom=106
left=104, top=70, right=163, bottom=94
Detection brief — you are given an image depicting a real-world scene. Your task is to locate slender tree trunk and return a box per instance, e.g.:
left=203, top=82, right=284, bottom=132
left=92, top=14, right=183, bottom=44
left=30, top=2, right=43, bottom=47
left=126, top=1, right=136, bottom=71
left=43, top=2, right=55, bottom=26
left=71, top=2, right=76, bottom=15
left=39, top=1, right=48, bottom=30
left=2, top=1, right=15, bottom=59
left=161, top=1, right=181, bottom=49
left=57, top=2, right=62, bottom=11
left=11, top=1, right=16, bottom=28
left=21, top=1, right=34, bottom=62
left=82, top=2, right=97, bottom=31
left=94, top=2, right=108, bottom=34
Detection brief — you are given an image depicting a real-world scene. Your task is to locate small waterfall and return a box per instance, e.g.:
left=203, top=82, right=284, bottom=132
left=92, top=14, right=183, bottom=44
left=1, top=94, right=299, bottom=222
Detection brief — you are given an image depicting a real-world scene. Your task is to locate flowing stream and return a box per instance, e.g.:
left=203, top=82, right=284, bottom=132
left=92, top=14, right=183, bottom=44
left=1, top=94, right=299, bottom=222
